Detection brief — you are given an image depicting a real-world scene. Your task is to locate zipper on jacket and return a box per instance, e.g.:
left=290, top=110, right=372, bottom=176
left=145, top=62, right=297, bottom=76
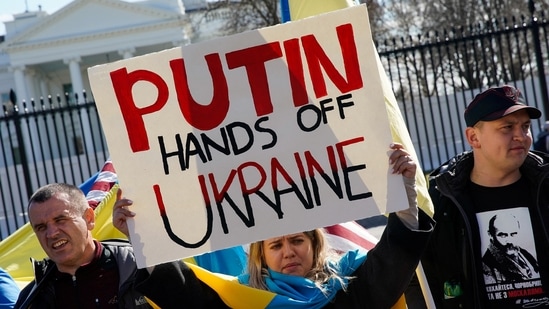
left=72, top=275, right=80, bottom=308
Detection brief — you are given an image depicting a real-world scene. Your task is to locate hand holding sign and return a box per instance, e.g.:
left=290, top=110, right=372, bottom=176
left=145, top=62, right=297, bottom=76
left=89, top=4, right=408, bottom=268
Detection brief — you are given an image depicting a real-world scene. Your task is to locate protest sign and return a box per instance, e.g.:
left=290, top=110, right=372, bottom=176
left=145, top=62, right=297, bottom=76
left=88, top=4, right=408, bottom=268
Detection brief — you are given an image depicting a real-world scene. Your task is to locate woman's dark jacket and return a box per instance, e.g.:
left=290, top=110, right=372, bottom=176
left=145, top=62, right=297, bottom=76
left=135, top=211, right=434, bottom=309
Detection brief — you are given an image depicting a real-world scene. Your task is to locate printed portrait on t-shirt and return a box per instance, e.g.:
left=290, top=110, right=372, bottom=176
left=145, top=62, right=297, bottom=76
left=478, top=208, right=539, bottom=284
left=476, top=207, right=548, bottom=306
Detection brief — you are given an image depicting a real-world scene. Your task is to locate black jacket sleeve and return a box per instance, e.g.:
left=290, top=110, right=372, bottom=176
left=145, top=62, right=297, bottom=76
left=339, top=209, right=434, bottom=308
left=14, top=281, right=35, bottom=309
left=134, top=260, right=230, bottom=309
left=135, top=210, right=434, bottom=309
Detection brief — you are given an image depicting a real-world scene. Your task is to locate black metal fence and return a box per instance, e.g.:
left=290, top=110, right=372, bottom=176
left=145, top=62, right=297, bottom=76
left=376, top=5, right=549, bottom=171
left=0, top=93, right=109, bottom=239
left=1, top=6, right=548, bottom=239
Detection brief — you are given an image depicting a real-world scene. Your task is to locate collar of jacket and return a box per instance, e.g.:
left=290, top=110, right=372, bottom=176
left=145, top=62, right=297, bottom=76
left=431, top=150, right=549, bottom=194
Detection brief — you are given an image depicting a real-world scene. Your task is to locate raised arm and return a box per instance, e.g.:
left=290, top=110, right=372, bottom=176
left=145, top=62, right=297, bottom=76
left=389, top=143, right=419, bottom=230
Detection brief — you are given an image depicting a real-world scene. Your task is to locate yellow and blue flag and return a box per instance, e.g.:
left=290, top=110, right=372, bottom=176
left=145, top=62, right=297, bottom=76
left=280, top=0, right=357, bottom=23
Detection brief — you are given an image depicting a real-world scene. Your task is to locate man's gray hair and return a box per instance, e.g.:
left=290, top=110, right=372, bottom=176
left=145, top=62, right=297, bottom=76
left=28, top=183, right=88, bottom=215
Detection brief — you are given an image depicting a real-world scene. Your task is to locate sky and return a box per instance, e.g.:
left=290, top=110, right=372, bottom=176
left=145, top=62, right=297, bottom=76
left=0, top=0, right=219, bottom=36
left=0, top=0, right=73, bottom=35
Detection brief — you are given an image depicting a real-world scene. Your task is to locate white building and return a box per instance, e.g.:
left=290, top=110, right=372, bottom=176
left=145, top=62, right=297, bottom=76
left=0, top=0, right=224, bottom=108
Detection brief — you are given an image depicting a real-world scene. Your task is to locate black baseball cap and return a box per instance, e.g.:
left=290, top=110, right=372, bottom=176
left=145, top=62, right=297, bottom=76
left=464, top=85, right=541, bottom=127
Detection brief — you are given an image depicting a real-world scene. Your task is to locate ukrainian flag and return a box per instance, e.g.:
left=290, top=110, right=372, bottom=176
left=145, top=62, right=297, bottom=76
left=280, top=0, right=358, bottom=23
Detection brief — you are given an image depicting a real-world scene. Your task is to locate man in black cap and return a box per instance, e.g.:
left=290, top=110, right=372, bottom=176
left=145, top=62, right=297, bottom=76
left=421, top=85, right=549, bottom=308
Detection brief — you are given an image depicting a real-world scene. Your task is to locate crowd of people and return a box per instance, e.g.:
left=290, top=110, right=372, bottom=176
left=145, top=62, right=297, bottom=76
left=3, top=84, right=549, bottom=309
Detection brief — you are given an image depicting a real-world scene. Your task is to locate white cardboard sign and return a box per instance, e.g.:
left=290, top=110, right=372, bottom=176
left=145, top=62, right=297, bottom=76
left=88, top=4, right=408, bottom=268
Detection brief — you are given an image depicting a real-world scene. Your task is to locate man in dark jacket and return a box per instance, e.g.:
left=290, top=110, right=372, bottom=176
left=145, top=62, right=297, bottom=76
left=422, top=85, right=549, bottom=308
left=14, top=183, right=151, bottom=309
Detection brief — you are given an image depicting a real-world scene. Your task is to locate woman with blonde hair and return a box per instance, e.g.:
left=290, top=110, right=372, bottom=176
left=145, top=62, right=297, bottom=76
left=114, top=143, right=435, bottom=308
left=245, top=229, right=335, bottom=292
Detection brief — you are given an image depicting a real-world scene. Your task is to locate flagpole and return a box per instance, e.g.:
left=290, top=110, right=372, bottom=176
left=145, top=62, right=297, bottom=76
left=416, top=262, right=436, bottom=308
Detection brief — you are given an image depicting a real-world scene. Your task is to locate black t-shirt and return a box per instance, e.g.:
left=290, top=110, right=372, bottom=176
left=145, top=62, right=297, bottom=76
left=470, top=178, right=549, bottom=308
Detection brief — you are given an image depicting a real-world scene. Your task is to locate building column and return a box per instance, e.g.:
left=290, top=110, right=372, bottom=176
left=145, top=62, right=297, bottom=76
left=24, top=68, right=38, bottom=103
left=39, top=79, right=49, bottom=101
left=64, top=56, right=84, bottom=102
left=8, top=65, right=38, bottom=164
left=10, top=65, right=28, bottom=110
left=64, top=56, right=94, bottom=155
